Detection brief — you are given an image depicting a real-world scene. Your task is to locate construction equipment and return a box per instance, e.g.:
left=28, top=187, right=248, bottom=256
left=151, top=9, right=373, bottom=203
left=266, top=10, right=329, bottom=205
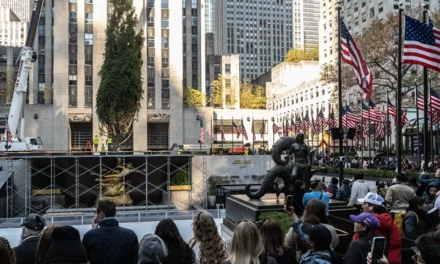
left=0, top=0, right=45, bottom=151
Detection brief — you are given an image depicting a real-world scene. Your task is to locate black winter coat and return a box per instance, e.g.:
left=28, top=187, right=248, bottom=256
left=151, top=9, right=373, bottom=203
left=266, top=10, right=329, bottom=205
left=404, top=210, right=433, bottom=240
left=82, top=218, right=139, bottom=264
left=13, top=236, right=39, bottom=264
left=223, top=253, right=278, bottom=264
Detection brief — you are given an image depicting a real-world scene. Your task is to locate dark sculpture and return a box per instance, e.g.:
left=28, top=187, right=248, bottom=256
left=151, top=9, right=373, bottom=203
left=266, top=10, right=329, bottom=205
left=245, top=135, right=315, bottom=199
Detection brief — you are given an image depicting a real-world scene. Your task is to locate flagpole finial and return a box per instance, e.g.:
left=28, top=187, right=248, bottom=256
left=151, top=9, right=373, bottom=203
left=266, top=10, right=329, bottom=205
left=422, top=3, right=429, bottom=10
left=398, top=1, right=403, bottom=7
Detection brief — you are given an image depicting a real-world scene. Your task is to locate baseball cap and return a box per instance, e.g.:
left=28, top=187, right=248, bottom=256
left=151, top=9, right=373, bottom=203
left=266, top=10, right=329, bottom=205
left=21, top=213, right=45, bottom=231
left=357, top=192, right=385, bottom=207
left=350, top=213, right=380, bottom=230
left=301, top=223, right=332, bottom=251
left=428, top=196, right=440, bottom=214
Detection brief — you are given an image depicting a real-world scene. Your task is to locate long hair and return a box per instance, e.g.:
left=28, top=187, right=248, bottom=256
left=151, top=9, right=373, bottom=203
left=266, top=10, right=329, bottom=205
left=35, top=225, right=61, bottom=264
left=0, top=236, right=15, bottom=264
left=155, top=219, right=195, bottom=264
left=189, top=212, right=227, bottom=264
left=259, top=219, right=284, bottom=258
left=303, top=200, right=329, bottom=224
left=357, top=227, right=377, bottom=253
left=228, top=220, right=264, bottom=264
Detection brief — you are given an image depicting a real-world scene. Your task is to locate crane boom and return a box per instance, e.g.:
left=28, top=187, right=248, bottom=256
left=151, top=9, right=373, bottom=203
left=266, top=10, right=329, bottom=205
left=8, top=0, right=45, bottom=138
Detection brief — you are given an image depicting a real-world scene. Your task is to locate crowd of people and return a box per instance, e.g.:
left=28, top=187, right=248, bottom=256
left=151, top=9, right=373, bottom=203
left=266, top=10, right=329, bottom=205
left=2, top=169, right=440, bottom=263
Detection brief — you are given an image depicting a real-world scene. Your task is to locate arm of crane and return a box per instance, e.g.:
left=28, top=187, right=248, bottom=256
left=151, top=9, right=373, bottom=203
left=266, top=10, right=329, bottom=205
left=7, top=0, right=45, bottom=138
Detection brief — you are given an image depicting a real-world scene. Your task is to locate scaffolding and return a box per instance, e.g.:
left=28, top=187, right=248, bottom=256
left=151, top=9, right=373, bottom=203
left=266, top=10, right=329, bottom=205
left=1, top=153, right=207, bottom=218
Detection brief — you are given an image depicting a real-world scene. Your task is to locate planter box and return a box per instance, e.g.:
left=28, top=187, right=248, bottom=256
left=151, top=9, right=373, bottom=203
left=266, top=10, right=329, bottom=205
left=170, top=185, right=191, bottom=191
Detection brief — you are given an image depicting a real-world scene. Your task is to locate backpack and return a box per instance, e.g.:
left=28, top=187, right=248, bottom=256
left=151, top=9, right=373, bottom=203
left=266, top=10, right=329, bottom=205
left=394, top=211, right=419, bottom=237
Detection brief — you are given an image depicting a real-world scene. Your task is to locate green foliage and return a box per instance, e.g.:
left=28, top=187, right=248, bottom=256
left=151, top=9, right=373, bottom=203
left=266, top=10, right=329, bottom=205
left=171, top=166, right=189, bottom=185
left=183, top=87, right=206, bottom=107
left=240, top=83, right=267, bottom=109
left=285, top=46, right=319, bottom=63
left=96, top=0, right=144, bottom=144
left=207, top=175, right=226, bottom=196
left=258, top=212, right=291, bottom=235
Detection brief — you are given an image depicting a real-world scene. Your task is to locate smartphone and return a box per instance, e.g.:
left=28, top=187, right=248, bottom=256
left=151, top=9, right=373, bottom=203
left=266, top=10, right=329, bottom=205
left=285, top=195, right=294, bottom=207
left=371, top=237, right=386, bottom=264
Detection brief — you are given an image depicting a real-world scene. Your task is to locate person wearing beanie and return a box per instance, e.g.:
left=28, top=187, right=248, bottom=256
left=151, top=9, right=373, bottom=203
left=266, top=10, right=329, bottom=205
left=326, top=177, right=339, bottom=199
left=138, top=234, right=168, bottom=264
left=299, top=224, right=333, bottom=264
left=336, top=179, right=352, bottom=203
left=82, top=199, right=139, bottom=264
left=44, top=226, right=88, bottom=264
left=14, top=213, right=46, bottom=264
left=345, top=213, right=380, bottom=264
left=403, top=196, right=432, bottom=240
left=385, top=173, right=416, bottom=212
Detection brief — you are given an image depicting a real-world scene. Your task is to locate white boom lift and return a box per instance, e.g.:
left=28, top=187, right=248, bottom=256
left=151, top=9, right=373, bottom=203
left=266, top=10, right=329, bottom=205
left=0, top=0, right=45, bottom=151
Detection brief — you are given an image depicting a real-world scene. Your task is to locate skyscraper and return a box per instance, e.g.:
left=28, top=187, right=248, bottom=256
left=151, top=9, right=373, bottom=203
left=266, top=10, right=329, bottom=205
left=292, top=0, right=319, bottom=49
left=215, top=0, right=294, bottom=82
left=1, top=0, right=31, bottom=22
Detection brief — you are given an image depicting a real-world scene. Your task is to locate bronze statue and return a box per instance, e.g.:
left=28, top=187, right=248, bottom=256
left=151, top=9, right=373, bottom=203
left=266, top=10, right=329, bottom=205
left=91, top=157, right=140, bottom=205
left=245, top=135, right=315, bottom=199
left=288, top=133, right=311, bottom=183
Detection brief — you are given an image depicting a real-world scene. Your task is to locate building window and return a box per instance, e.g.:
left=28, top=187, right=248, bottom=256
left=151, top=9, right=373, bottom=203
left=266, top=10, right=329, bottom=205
left=148, top=88, right=155, bottom=109
left=84, top=86, right=92, bottom=108
left=362, top=13, right=366, bottom=22
left=378, top=2, right=383, bottom=13
left=225, top=64, right=231, bottom=74
left=69, top=85, right=77, bottom=108
left=370, top=7, right=374, bottom=18
left=161, top=0, right=168, bottom=8
left=162, top=88, right=170, bottom=109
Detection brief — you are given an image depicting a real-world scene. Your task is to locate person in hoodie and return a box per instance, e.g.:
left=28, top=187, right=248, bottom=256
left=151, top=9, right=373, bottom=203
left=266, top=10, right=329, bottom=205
left=336, top=179, right=352, bottom=203
left=348, top=174, right=370, bottom=207
left=138, top=234, right=168, bottom=264
left=299, top=224, right=333, bottom=264
left=385, top=173, right=416, bottom=212
left=422, top=182, right=439, bottom=206
left=403, top=196, right=433, bottom=240
left=357, top=193, right=402, bottom=264
left=326, top=177, right=339, bottom=200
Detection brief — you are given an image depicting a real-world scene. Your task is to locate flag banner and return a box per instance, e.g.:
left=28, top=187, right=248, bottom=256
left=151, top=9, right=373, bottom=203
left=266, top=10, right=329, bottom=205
left=273, top=123, right=281, bottom=134
left=430, top=88, right=440, bottom=111
left=403, top=16, right=440, bottom=72
left=295, top=114, right=302, bottom=133
left=343, top=106, right=360, bottom=128
left=387, top=97, right=396, bottom=117
left=376, top=122, right=386, bottom=138
left=328, top=106, right=337, bottom=128
left=314, top=111, right=325, bottom=135
left=199, top=122, right=204, bottom=144
left=341, top=20, right=373, bottom=99
left=417, top=91, right=427, bottom=112
left=220, top=123, right=225, bottom=142
left=363, top=122, right=370, bottom=138
left=369, top=100, right=387, bottom=117
left=232, top=121, right=241, bottom=138
left=210, top=119, right=214, bottom=143
left=241, top=121, right=248, bottom=141
left=290, top=116, right=296, bottom=134
left=259, top=122, right=264, bottom=138
left=302, top=112, right=311, bottom=133
left=362, top=103, right=384, bottom=123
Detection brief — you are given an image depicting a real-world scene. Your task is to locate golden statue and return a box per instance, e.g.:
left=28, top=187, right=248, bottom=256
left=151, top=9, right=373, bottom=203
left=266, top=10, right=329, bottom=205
left=91, top=157, right=142, bottom=205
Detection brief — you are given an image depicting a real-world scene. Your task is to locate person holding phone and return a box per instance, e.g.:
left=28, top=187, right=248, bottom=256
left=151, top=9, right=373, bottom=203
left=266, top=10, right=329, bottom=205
left=345, top=213, right=380, bottom=264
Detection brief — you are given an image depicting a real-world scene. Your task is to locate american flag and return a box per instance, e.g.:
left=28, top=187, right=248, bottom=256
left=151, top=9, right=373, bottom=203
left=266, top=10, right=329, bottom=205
left=362, top=103, right=383, bottom=123
left=402, top=108, right=410, bottom=125
left=273, top=123, right=281, bottom=134
left=259, top=121, right=265, bottom=138
left=290, top=116, right=296, bottom=134
left=376, top=122, right=386, bottom=138
left=430, top=88, right=440, bottom=111
left=403, top=16, right=440, bottom=72
left=302, top=112, right=311, bottom=133
left=387, top=97, right=396, bottom=117
left=311, top=115, right=316, bottom=135
left=232, top=121, right=241, bottom=138
left=314, top=111, right=325, bottom=134
left=328, top=106, right=337, bottom=128
left=417, top=91, right=427, bottom=112
left=6, top=124, right=11, bottom=143
left=341, top=20, right=373, bottom=99
left=431, top=111, right=439, bottom=126
left=369, top=100, right=386, bottom=118
left=199, top=121, right=204, bottom=144
left=251, top=121, right=256, bottom=141
left=295, top=114, right=302, bottom=133
left=220, top=122, right=225, bottom=142
left=241, top=120, right=248, bottom=140
left=343, top=106, right=360, bottom=128
left=363, top=122, right=370, bottom=137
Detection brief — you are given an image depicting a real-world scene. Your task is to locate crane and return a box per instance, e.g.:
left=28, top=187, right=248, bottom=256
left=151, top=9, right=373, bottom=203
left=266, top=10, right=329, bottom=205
left=0, top=0, right=45, bottom=151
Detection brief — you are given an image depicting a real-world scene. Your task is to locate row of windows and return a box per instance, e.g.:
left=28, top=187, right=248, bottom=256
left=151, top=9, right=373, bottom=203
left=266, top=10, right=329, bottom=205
left=272, top=89, right=327, bottom=110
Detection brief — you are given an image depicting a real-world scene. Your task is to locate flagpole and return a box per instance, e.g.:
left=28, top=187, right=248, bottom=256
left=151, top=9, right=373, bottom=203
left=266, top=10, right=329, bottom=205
left=252, top=117, right=254, bottom=152
left=321, top=112, right=324, bottom=155
left=232, top=117, right=234, bottom=154
left=345, top=106, right=348, bottom=156
left=416, top=86, right=421, bottom=163
left=437, top=111, right=440, bottom=156
left=386, top=90, right=390, bottom=167
left=368, top=100, right=371, bottom=161
left=262, top=117, right=265, bottom=153
left=272, top=119, right=275, bottom=148
left=337, top=1, right=344, bottom=185
left=423, top=5, right=429, bottom=170
left=221, top=117, right=224, bottom=153
left=211, top=117, right=213, bottom=154
left=241, top=117, right=244, bottom=149
left=430, top=94, right=434, bottom=162
left=360, top=106, right=364, bottom=163
left=396, top=2, right=403, bottom=174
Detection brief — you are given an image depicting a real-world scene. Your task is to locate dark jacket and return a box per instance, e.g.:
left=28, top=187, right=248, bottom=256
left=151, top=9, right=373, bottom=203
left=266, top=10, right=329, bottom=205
left=82, top=218, right=139, bottom=264
left=336, top=184, right=352, bottom=203
left=344, top=239, right=369, bottom=264
left=293, top=189, right=306, bottom=216
left=404, top=209, right=433, bottom=240
left=163, top=243, right=194, bottom=264
left=326, top=184, right=339, bottom=199
left=299, top=249, right=332, bottom=264
left=422, top=182, right=439, bottom=205
left=274, top=248, right=297, bottom=264
left=13, top=236, right=40, bottom=264
left=223, top=253, right=277, bottom=264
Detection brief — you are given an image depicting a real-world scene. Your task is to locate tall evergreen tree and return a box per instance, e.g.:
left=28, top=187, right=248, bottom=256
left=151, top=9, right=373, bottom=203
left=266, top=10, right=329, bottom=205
left=96, top=0, right=144, bottom=149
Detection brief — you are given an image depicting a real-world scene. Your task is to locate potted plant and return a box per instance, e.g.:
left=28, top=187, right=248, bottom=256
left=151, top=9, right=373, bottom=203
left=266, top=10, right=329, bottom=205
left=170, top=165, right=191, bottom=191
left=207, top=175, right=225, bottom=207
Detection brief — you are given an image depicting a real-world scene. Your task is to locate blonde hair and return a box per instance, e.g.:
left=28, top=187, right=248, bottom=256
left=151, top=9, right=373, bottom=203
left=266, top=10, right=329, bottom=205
left=35, top=224, right=61, bottom=264
left=228, top=220, right=264, bottom=264
left=189, top=212, right=227, bottom=264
